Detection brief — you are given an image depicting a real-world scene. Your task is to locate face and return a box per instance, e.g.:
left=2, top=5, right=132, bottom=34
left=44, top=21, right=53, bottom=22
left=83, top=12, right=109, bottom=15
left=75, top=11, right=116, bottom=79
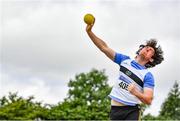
left=139, top=46, right=155, bottom=62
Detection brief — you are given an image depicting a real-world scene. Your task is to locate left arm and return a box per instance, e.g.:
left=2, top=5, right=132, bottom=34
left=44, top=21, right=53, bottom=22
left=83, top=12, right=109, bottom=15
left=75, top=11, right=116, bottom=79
left=128, top=83, right=153, bottom=105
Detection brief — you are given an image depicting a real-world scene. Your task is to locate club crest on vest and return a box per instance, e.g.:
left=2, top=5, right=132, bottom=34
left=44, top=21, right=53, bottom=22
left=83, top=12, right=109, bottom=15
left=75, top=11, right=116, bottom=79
left=125, top=70, right=132, bottom=76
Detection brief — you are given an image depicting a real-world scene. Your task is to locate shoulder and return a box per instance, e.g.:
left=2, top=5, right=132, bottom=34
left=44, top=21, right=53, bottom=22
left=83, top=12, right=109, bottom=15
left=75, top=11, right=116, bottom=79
left=114, top=52, right=130, bottom=65
left=144, top=72, right=155, bottom=89
left=145, top=72, right=154, bottom=80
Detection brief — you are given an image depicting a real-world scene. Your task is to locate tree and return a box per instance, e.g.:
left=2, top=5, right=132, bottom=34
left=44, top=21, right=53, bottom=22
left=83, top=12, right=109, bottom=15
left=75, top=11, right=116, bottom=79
left=159, top=81, right=180, bottom=120
left=142, top=81, right=180, bottom=120
left=0, top=69, right=112, bottom=120
left=0, top=92, right=49, bottom=120
left=49, top=69, right=112, bottom=120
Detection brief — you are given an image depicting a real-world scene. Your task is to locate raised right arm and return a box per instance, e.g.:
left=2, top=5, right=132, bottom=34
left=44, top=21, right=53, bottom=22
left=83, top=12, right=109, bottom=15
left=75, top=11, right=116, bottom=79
left=86, top=24, right=115, bottom=61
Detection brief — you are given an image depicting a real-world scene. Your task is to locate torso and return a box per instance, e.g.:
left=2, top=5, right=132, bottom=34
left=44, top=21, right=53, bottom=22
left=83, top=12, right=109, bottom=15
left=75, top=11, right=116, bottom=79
left=109, top=59, right=149, bottom=106
left=111, top=99, right=126, bottom=106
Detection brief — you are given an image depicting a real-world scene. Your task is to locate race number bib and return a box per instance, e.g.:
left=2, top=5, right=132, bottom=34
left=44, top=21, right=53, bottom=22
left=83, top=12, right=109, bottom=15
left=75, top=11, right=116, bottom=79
left=119, top=81, right=129, bottom=91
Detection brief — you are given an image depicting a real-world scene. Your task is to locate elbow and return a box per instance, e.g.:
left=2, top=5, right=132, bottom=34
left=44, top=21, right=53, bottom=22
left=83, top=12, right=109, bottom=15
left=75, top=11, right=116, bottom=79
left=145, top=100, right=152, bottom=105
left=144, top=98, right=153, bottom=105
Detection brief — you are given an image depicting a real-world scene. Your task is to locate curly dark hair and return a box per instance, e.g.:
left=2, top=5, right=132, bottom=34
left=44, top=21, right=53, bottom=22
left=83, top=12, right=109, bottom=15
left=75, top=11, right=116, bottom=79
left=136, top=39, right=164, bottom=68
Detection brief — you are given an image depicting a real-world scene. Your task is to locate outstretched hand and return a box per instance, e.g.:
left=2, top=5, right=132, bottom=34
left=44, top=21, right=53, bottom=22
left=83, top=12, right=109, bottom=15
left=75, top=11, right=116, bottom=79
left=86, top=18, right=95, bottom=32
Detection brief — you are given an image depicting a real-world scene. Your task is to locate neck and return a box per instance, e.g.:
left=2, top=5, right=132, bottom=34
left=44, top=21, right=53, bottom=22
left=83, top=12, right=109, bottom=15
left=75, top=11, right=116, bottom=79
left=135, top=55, right=148, bottom=67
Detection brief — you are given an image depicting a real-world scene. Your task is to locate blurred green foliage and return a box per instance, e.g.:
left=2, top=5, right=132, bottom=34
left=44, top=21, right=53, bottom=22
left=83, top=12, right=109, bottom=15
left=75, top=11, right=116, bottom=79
left=0, top=69, right=179, bottom=120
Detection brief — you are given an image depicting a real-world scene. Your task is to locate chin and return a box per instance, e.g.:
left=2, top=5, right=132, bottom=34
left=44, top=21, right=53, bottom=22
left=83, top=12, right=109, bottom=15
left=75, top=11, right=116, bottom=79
left=139, top=54, right=146, bottom=59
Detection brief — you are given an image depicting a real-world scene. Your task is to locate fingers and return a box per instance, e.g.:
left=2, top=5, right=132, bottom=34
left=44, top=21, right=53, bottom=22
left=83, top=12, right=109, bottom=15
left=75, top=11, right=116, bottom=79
left=128, top=83, right=136, bottom=92
left=86, top=19, right=95, bottom=32
left=86, top=24, right=93, bottom=32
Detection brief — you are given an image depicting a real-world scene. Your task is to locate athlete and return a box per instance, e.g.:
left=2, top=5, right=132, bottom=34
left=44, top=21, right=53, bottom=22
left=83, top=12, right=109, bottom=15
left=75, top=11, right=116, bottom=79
left=85, top=22, right=164, bottom=120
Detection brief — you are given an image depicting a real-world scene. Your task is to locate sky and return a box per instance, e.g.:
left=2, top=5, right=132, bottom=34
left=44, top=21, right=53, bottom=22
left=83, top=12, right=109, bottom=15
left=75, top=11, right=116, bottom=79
left=1, top=0, right=180, bottom=116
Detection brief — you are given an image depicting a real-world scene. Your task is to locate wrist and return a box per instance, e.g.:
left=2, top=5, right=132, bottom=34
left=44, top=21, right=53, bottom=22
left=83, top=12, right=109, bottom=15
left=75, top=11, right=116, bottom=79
left=86, top=30, right=93, bottom=35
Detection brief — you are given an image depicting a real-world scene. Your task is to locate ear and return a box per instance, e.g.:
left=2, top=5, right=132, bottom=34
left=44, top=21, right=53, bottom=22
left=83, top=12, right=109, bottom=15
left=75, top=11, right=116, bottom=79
left=150, top=58, right=154, bottom=62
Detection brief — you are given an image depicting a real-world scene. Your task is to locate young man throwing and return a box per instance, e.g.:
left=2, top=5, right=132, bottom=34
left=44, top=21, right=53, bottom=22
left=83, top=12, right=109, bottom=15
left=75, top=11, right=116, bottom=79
left=85, top=22, right=164, bottom=120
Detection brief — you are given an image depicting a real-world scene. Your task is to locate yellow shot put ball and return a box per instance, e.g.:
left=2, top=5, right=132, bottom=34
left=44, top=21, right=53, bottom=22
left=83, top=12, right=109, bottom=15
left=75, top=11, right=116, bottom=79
left=84, top=14, right=95, bottom=25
